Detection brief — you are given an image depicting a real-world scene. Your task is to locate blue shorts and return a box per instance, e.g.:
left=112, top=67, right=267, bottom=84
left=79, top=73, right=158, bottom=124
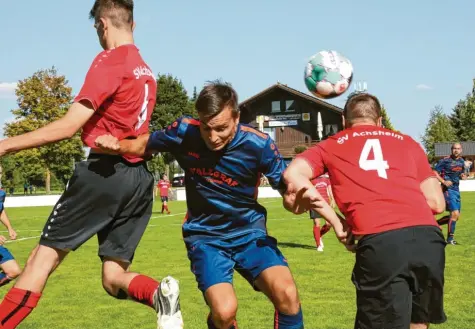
left=0, top=246, right=14, bottom=264
left=187, top=232, right=288, bottom=293
left=444, top=189, right=461, bottom=212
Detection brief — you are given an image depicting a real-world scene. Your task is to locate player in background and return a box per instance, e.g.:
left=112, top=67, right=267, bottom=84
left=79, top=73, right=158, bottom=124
left=157, top=174, right=172, bottom=214
left=0, top=188, right=21, bottom=288
left=433, top=143, right=466, bottom=245
left=0, top=1, right=182, bottom=328
left=309, top=174, right=333, bottom=251
left=95, top=81, right=347, bottom=329
left=283, top=93, right=447, bottom=329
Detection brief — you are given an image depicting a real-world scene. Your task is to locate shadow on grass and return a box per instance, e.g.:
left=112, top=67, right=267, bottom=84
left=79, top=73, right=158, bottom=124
left=278, top=242, right=316, bottom=250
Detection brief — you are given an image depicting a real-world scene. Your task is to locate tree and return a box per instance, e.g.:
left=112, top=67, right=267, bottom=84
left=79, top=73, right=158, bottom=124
left=449, top=93, right=475, bottom=142
left=421, top=106, right=457, bottom=162
left=4, top=67, right=85, bottom=193
left=150, top=74, right=196, bottom=178
left=191, top=86, right=198, bottom=102
left=381, top=106, right=396, bottom=131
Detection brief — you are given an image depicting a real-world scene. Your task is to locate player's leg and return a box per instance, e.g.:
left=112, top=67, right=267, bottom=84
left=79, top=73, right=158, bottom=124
left=0, top=245, right=68, bottom=329
left=446, top=191, right=461, bottom=244
left=187, top=241, right=237, bottom=329
left=235, top=234, right=303, bottom=329
left=410, top=226, right=446, bottom=329
left=99, top=162, right=182, bottom=329
left=161, top=197, right=165, bottom=214
left=310, top=210, right=321, bottom=249
left=0, top=248, right=21, bottom=287
left=205, top=284, right=238, bottom=329
left=437, top=191, right=451, bottom=226
left=352, top=228, right=413, bottom=329
left=164, top=197, right=170, bottom=214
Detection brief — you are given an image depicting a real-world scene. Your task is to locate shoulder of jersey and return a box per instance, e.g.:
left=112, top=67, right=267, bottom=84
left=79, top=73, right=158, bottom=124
left=92, top=47, right=130, bottom=68
left=239, top=124, right=269, bottom=142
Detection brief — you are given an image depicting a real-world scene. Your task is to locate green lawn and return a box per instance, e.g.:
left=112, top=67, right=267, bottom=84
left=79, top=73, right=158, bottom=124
left=1, top=194, right=474, bottom=329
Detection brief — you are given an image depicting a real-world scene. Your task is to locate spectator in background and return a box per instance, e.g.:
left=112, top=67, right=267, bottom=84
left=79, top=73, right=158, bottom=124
left=23, top=183, right=28, bottom=195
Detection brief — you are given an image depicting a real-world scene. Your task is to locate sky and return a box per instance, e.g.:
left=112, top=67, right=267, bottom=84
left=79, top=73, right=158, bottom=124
left=1, top=0, right=474, bottom=142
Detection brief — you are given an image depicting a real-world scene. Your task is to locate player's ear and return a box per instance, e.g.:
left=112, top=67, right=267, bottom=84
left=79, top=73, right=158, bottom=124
left=131, top=21, right=136, bottom=32
left=341, top=115, right=346, bottom=128
left=376, top=116, right=383, bottom=127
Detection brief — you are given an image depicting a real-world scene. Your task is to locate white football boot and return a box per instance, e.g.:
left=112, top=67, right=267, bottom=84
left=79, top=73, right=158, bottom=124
left=317, top=238, right=324, bottom=252
left=153, top=276, right=184, bottom=329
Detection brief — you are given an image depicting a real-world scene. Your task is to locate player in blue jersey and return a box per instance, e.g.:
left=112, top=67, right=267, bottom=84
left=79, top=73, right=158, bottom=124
left=433, top=142, right=467, bottom=245
left=95, top=81, right=346, bottom=329
left=0, top=188, right=21, bottom=287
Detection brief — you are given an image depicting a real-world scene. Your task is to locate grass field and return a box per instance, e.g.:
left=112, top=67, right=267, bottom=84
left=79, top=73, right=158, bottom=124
left=1, top=193, right=474, bottom=329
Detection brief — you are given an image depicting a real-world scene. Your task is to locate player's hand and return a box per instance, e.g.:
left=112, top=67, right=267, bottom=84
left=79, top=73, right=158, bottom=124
left=8, top=229, right=17, bottom=240
left=443, top=180, right=453, bottom=187
left=0, top=236, right=6, bottom=245
left=95, top=134, right=120, bottom=154
left=344, top=231, right=357, bottom=253
left=283, top=183, right=311, bottom=214
left=461, top=173, right=467, bottom=180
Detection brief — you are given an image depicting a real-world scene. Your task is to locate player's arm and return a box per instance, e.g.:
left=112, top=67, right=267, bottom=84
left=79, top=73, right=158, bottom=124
left=411, top=139, right=445, bottom=213
left=433, top=159, right=452, bottom=187
left=0, top=210, right=17, bottom=240
left=95, top=118, right=190, bottom=156
left=0, top=101, right=94, bottom=156
left=327, top=185, right=335, bottom=208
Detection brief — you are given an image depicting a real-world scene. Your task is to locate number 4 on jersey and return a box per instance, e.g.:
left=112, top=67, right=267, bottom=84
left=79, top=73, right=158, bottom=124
left=359, top=139, right=389, bottom=179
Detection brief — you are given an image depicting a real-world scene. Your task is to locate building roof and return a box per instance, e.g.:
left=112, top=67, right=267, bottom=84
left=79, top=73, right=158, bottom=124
left=435, top=142, right=475, bottom=157
left=239, top=82, right=343, bottom=114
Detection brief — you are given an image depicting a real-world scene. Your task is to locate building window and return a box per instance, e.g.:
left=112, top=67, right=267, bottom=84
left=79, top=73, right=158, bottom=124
left=263, top=127, right=276, bottom=140
left=325, top=124, right=338, bottom=136
left=271, top=101, right=281, bottom=113
left=285, top=100, right=295, bottom=112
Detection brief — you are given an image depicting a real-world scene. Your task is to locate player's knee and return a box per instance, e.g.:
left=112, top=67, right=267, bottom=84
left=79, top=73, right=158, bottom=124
left=211, top=299, right=238, bottom=327
left=273, top=282, right=300, bottom=314
left=5, top=263, right=22, bottom=279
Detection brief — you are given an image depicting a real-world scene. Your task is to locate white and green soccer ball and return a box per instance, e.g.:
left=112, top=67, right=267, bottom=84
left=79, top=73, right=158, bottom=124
left=304, top=50, right=353, bottom=99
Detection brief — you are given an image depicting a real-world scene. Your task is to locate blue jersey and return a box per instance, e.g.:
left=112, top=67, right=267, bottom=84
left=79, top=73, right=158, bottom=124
left=146, top=117, right=286, bottom=244
left=0, top=189, right=5, bottom=211
left=434, top=156, right=465, bottom=191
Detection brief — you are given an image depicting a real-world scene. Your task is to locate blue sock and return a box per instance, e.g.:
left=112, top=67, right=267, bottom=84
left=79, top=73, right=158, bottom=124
left=448, top=220, right=457, bottom=241
left=0, top=272, right=11, bottom=287
left=274, top=307, right=304, bottom=329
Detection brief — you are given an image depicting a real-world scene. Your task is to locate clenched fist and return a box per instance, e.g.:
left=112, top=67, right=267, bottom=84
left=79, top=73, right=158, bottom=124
left=95, top=134, right=120, bottom=153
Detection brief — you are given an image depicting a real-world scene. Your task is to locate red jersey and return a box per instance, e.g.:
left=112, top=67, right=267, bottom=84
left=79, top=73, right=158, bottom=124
left=157, top=180, right=171, bottom=197
left=297, top=125, right=437, bottom=235
left=311, top=176, right=331, bottom=204
left=75, top=44, right=156, bottom=163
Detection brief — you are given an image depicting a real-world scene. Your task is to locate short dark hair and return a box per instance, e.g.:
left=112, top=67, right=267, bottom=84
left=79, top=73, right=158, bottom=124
left=195, top=80, right=239, bottom=119
left=343, top=92, right=382, bottom=125
left=89, top=0, right=134, bottom=30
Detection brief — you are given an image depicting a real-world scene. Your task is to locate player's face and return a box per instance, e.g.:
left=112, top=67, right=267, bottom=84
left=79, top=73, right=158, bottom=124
left=163, top=175, right=168, bottom=181
left=199, top=107, right=240, bottom=151
left=452, top=144, right=462, bottom=157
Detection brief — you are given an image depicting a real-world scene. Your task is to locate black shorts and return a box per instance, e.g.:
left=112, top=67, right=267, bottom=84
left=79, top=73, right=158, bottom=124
left=309, top=209, right=321, bottom=219
left=161, top=196, right=168, bottom=202
left=352, top=225, right=447, bottom=329
left=39, top=154, right=154, bottom=262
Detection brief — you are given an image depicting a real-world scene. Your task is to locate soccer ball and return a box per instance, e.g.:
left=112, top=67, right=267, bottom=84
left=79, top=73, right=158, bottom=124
left=304, top=50, right=353, bottom=99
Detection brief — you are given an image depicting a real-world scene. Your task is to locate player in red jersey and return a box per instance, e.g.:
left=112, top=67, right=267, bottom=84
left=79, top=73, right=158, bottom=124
left=283, top=93, right=447, bottom=329
left=309, top=174, right=333, bottom=251
left=0, top=1, right=182, bottom=328
left=157, top=174, right=171, bottom=214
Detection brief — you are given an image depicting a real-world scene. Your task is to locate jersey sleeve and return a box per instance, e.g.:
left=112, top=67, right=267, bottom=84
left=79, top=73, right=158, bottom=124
left=146, top=117, right=190, bottom=154
left=433, top=159, right=445, bottom=174
left=74, top=53, right=125, bottom=110
left=259, top=138, right=286, bottom=191
left=0, top=191, right=5, bottom=204
left=410, top=138, right=436, bottom=182
left=295, top=144, right=326, bottom=179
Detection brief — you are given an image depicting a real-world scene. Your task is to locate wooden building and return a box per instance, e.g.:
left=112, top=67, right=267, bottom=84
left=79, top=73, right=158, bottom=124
left=239, top=82, right=343, bottom=159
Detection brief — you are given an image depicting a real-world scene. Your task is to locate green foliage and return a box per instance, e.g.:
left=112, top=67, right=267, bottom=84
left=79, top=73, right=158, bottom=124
left=421, top=106, right=457, bottom=162
left=449, top=93, right=475, bottom=142
left=150, top=74, right=196, bottom=132
left=3, top=67, right=85, bottom=191
left=294, top=145, right=307, bottom=154
left=381, top=106, right=396, bottom=131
